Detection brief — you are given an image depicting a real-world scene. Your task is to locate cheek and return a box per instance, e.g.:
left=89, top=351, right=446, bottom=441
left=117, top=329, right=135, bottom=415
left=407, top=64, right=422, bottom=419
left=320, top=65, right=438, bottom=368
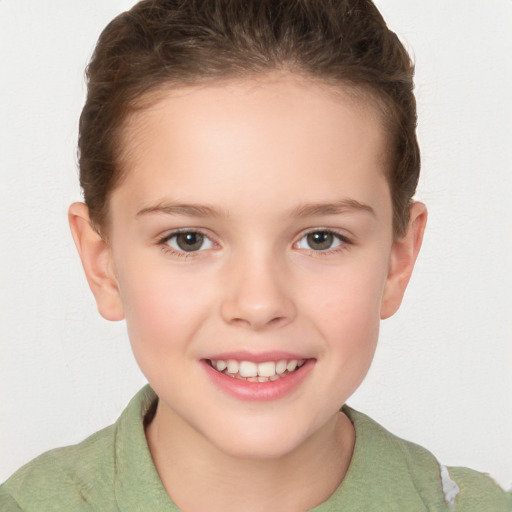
left=300, top=255, right=388, bottom=373
left=115, top=258, right=208, bottom=352
left=304, top=256, right=388, bottom=326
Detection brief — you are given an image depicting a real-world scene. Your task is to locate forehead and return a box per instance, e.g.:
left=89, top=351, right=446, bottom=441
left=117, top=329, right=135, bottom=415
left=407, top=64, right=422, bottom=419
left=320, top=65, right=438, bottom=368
left=113, top=74, right=390, bottom=218
left=122, top=74, right=385, bottom=158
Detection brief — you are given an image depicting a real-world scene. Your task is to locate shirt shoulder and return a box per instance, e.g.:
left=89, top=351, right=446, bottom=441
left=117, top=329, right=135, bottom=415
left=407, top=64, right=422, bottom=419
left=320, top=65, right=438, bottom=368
left=391, top=425, right=512, bottom=511
left=0, top=423, right=118, bottom=511
left=337, top=407, right=511, bottom=512
left=0, top=386, right=166, bottom=512
left=444, top=465, right=512, bottom=511
left=0, top=490, right=23, bottom=512
left=313, top=407, right=510, bottom=512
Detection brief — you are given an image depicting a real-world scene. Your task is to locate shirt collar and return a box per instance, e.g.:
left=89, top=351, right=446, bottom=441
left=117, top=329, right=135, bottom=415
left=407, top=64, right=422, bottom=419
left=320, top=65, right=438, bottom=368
left=114, top=385, right=180, bottom=511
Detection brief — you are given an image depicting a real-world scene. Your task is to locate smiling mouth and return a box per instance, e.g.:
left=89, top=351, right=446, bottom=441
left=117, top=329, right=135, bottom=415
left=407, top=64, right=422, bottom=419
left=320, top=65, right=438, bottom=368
left=206, top=358, right=308, bottom=382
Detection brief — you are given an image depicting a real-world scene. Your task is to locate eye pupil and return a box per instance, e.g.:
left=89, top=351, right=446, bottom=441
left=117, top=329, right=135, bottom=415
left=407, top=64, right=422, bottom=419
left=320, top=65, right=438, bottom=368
left=176, top=232, right=204, bottom=252
left=307, top=231, right=333, bottom=250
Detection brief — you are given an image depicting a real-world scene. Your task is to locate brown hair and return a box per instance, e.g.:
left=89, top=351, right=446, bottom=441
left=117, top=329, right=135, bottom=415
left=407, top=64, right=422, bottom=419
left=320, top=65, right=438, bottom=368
left=79, top=0, right=420, bottom=237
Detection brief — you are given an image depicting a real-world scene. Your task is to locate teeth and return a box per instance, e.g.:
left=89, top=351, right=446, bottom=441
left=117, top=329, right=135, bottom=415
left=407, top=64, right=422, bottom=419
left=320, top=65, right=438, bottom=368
left=276, top=360, right=287, bottom=374
left=226, top=360, right=239, bottom=374
left=239, top=361, right=258, bottom=377
left=257, top=361, right=276, bottom=377
left=286, top=360, right=298, bottom=372
left=215, top=360, right=227, bottom=372
left=210, top=357, right=307, bottom=380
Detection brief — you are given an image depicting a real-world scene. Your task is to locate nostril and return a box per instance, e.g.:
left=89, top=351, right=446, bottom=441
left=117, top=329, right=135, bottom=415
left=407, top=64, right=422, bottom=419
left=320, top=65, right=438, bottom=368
left=268, top=316, right=287, bottom=326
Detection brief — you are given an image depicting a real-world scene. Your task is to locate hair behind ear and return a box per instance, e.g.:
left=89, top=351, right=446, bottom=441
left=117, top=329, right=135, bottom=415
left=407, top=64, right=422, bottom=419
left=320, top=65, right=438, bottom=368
left=68, top=202, right=125, bottom=321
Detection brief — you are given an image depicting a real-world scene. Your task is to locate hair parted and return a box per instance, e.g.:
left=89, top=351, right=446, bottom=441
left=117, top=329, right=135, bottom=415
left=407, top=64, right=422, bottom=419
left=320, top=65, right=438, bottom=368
left=79, top=0, right=420, bottom=237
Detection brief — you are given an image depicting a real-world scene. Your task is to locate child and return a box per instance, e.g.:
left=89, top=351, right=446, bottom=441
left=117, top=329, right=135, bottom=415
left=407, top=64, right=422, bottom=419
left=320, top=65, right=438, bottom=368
left=1, top=0, right=510, bottom=510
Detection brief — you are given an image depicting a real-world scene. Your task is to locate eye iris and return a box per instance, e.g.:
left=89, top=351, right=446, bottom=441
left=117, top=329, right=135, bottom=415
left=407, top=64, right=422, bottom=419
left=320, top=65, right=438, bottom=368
left=176, top=232, right=204, bottom=252
left=307, top=231, right=333, bottom=250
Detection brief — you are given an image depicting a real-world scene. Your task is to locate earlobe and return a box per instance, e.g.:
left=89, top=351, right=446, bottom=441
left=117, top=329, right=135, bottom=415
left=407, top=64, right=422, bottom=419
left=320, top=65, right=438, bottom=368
left=380, top=202, right=427, bottom=319
left=68, top=202, right=125, bottom=321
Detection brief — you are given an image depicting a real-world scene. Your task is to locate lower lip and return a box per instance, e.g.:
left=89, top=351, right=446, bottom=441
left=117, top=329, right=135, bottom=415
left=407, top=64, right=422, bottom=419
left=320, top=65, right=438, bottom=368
left=202, top=359, right=314, bottom=401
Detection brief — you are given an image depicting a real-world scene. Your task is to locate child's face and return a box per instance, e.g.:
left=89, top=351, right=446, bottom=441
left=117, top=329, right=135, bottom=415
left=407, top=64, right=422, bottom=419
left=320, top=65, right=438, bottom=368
left=82, top=75, right=419, bottom=459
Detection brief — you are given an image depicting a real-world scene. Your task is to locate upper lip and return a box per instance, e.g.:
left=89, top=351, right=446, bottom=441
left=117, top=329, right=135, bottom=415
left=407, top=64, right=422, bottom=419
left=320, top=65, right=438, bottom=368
left=204, top=351, right=312, bottom=363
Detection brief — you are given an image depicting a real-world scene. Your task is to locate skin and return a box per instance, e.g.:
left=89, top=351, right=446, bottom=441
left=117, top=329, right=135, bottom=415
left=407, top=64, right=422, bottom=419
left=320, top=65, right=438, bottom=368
left=69, top=73, right=426, bottom=512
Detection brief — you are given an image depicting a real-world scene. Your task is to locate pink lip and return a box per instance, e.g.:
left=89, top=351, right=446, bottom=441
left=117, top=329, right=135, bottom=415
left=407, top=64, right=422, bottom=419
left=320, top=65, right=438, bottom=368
left=205, top=350, right=309, bottom=363
left=202, top=358, right=315, bottom=401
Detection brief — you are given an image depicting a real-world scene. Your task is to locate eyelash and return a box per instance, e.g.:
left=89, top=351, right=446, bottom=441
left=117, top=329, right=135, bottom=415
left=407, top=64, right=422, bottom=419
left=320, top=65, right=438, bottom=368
left=157, top=228, right=353, bottom=259
left=295, top=229, right=353, bottom=255
left=158, top=229, right=216, bottom=259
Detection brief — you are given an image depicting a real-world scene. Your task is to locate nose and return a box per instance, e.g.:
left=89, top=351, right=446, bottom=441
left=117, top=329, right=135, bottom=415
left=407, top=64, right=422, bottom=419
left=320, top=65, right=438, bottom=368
left=220, top=251, right=296, bottom=330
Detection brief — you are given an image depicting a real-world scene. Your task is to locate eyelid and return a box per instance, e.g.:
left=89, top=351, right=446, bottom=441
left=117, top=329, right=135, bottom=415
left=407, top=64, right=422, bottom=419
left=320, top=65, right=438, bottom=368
left=158, top=228, right=218, bottom=254
left=156, top=227, right=352, bottom=256
left=294, top=227, right=353, bottom=251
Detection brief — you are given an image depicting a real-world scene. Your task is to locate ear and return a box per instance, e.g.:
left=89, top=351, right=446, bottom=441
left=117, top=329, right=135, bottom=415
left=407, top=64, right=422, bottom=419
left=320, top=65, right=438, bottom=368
left=380, top=202, right=427, bottom=319
left=68, top=202, right=125, bottom=321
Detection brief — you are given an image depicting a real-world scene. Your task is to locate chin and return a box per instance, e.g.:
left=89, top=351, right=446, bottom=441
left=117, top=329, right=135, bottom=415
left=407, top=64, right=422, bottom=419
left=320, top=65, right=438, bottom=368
left=205, top=417, right=316, bottom=461
left=216, top=436, right=302, bottom=461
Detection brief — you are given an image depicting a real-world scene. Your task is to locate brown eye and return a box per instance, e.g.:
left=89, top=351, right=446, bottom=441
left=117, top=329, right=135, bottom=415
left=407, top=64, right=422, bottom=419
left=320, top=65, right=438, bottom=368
left=176, top=232, right=204, bottom=251
left=306, top=231, right=334, bottom=250
left=296, top=230, right=346, bottom=251
left=166, top=231, right=213, bottom=252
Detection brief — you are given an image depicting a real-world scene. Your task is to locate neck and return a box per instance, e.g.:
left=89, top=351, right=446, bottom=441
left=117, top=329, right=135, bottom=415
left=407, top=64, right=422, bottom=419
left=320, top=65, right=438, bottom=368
left=145, top=404, right=355, bottom=512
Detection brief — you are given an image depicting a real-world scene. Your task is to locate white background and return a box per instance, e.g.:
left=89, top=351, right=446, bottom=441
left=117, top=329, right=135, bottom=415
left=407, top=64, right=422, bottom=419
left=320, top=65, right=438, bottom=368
left=1, top=0, right=511, bottom=490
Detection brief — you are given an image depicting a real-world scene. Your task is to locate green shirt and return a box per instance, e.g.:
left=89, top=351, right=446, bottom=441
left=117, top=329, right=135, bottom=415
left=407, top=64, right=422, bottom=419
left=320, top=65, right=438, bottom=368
left=1, top=386, right=510, bottom=511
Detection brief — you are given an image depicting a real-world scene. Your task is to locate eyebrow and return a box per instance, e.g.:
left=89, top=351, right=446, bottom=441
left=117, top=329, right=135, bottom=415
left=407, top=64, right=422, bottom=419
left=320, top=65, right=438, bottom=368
left=136, top=199, right=375, bottom=219
left=290, top=199, right=376, bottom=218
left=136, top=202, right=224, bottom=218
